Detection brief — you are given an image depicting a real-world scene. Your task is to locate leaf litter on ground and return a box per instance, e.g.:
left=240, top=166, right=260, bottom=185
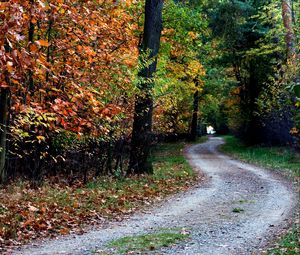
left=0, top=141, right=201, bottom=253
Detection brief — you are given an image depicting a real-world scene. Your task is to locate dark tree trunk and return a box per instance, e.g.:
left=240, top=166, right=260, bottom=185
left=189, top=81, right=199, bottom=141
left=128, top=0, right=163, bottom=175
left=242, top=61, right=262, bottom=145
left=0, top=41, right=11, bottom=183
left=0, top=89, right=9, bottom=183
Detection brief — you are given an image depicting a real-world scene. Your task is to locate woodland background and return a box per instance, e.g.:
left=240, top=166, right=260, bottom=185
left=0, top=0, right=299, bottom=249
left=0, top=0, right=299, bottom=181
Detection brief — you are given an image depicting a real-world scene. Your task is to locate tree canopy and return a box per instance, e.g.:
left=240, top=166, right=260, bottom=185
left=0, top=0, right=299, bottom=182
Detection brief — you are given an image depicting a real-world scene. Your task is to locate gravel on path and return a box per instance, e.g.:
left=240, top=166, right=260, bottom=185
left=13, top=137, right=299, bottom=255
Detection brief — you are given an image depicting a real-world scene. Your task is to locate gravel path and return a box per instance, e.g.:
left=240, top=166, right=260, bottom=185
left=13, top=137, right=298, bottom=255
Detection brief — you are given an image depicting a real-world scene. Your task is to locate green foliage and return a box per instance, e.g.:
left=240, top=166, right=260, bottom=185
left=163, top=0, right=207, bottom=43
left=211, top=0, right=256, bottom=51
left=151, top=141, right=196, bottom=180
left=153, top=0, right=209, bottom=134
left=266, top=228, right=300, bottom=255
left=135, top=49, right=157, bottom=89
left=206, top=0, right=299, bottom=145
left=246, top=1, right=285, bottom=58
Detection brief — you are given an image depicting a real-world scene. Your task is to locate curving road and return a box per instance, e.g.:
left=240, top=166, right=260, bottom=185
left=13, top=137, right=298, bottom=255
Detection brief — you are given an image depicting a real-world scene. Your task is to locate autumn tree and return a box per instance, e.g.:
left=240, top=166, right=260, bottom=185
left=128, top=0, right=163, bottom=174
left=0, top=0, right=140, bottom=181
left=281, top=0, right=299, bottom=141
left=282, top=0, right=296, bottom=61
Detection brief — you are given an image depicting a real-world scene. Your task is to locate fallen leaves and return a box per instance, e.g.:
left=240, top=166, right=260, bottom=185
left=35, top=40, right=49, bottom=47
left=28, top=205, right=39, bottom=212
left=0, top=142, right=199, bottom=253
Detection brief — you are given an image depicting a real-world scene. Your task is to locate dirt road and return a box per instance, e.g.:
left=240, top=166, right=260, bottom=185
left=13, top=137, right=298, bottom=255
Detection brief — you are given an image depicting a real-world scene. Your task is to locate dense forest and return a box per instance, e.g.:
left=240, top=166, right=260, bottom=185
left=0, top=0, right=298, bottom=183
left=0, top=0, right=299, bottom=251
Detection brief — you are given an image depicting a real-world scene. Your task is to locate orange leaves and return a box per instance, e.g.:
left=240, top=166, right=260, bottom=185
left=6, top=61, right=14, bottom=73
left=29, top=43, right=38, bottom=53
left=123, top=56, right=137, bottom=67
left=59, top=228, right=70, bottom=235
left=82, top=46, right=96, bottom=57
left=0, top=2, right=9, bottom=10
left=230, top=86, right=241, bottom=96
left=35, top=40, right=49, bottom=47
left=0, top=0, right=138, bottom=137
left=37, top=0, right=46, bottom=9
left=51, top=96, right=122, bottom=135
left=0, top=146, right=198, bottom=251
left=100, top=104, right=122, bottom=118
left=187, top=31, right=198, bottom=40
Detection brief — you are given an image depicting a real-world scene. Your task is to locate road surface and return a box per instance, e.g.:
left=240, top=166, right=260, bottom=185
left=13, top=137, right=298, bottom=255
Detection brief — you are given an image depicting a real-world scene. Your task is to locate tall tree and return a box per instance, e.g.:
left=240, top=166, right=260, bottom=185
left=0, top=88, right=9, bottom=183
left=0, top=40, right=10, bottom=183
left=128, top=0, right=163, bottom=174
left=282, top=0, right=296, bottom=61
left=189, top=80, right=199, bottom=141
left=190, top=80, right=199, bottom=142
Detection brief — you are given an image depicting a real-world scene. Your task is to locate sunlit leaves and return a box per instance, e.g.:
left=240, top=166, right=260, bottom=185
left=0, top=0, right=141, bottom=163
left=35, top=40, right=49, bottom=47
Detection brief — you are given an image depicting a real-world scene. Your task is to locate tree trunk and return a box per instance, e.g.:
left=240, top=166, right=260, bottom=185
left=0, top=40, right=11, bottom=183
left=189, top=81, right=199, bottom=141
left=128, top=0, right=163, bottom=175
left=242, top=60, right=262, bottom=145
left=282, top=0, right=296, bottom=61
left=0, top=88, right=9, bottom=183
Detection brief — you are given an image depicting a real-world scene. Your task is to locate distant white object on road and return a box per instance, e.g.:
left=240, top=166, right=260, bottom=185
left=207, top=126, right=216, bottom=134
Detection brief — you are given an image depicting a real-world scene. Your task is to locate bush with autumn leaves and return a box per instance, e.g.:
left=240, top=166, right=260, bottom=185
left=0, top=0, right=211, bottom=181
left=0, top=0, right=141, bottom=178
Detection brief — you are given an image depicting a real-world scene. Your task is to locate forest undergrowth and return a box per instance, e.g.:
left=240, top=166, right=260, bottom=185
left=0, top=140, right=201, bottom=253
left=220, top=136, right=300, bottom=180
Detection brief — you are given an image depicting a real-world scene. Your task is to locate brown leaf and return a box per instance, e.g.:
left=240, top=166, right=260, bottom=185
left=35, top=40, right=49, bottom=47
left=59, top=228, right=69, bottom=235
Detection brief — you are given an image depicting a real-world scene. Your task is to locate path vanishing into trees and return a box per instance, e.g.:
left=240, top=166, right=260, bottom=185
left=14, top=137, right=298, bottom=255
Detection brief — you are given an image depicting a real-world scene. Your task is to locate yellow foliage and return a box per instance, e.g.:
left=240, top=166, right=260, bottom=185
left=230, top=87, right=241, bottom=96
left=187, top=60, right=206, bottom=78
left=167, top=63, right=186, bottom=79
left=187, top=31, right=198, bottom=40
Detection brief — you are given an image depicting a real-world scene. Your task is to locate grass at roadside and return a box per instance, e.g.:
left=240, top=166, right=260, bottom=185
left=265, top=228, right=300, bottom=255
left=0, top=140, right=200, bottom=251
left=220, top=135, right=300, bottom=179
left=220, top=135, right=300, bottom=255
left=105, top=229, right=190, bottom=254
